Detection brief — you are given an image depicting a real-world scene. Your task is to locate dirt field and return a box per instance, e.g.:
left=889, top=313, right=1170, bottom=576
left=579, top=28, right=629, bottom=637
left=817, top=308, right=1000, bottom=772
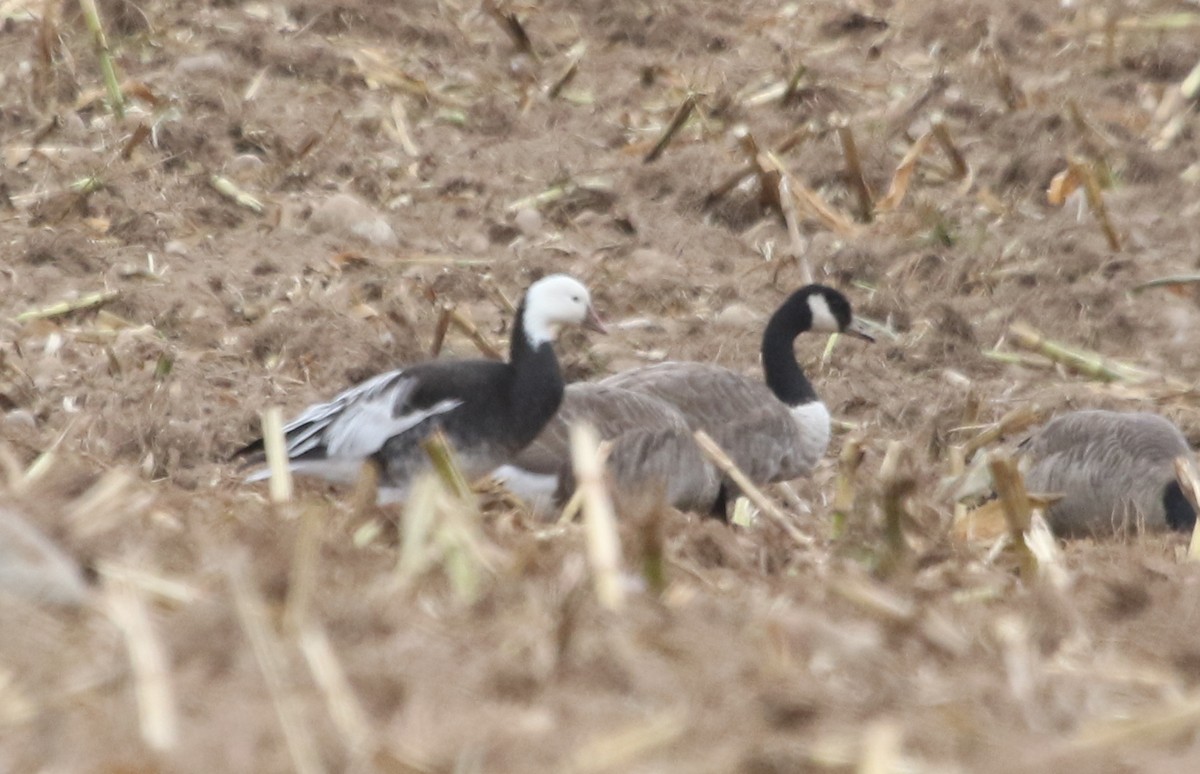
left=2, top=0, right=1200, bottom=770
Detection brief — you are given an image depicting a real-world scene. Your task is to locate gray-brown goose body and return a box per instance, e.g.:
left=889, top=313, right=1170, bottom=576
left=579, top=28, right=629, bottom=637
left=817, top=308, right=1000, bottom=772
left=491, top=383, right=721, bottom=515
left=601, top=285, right=872, bottom=503
left=1023, top=410, right=1196, bottom=537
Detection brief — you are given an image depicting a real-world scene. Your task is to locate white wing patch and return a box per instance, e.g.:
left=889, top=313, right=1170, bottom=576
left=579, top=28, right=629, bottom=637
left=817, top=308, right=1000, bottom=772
left=276, top=369, right=463, bottom=460
left=324, top=395, right=462, bottom=458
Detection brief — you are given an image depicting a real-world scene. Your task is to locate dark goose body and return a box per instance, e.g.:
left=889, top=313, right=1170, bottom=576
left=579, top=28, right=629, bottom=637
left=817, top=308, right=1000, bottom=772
left=234, top=275, right=604, bottom=503
left=492, top=383, right=721, bottom=515
left=601, top=285, right=872, bottom=498
left=1023, top=410, right=1196, bottom=536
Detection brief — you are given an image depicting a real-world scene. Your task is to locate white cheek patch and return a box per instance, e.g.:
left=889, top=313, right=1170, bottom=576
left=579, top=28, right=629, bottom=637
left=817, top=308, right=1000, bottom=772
left=807, top=294, right=841, bottom=333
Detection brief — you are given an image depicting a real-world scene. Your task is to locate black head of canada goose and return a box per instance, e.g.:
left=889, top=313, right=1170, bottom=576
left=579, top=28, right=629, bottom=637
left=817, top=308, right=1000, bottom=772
left=600, top=284, right=872, bottom=497
left=1022, top=410, right=1196, bottom=537
left=234, top=274, right=606, bottom=503
left=490, top=383, right=722, bottom=516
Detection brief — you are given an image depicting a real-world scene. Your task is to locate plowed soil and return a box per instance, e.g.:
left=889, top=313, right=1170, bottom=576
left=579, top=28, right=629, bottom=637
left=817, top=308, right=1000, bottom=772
left=2, top=0, right=1200, bottom=771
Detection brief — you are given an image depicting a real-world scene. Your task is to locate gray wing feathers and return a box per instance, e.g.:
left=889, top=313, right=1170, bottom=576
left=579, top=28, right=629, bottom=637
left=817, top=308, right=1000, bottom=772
left=278, top=369, right=462, bottom=460
left=709, top=406, right=812, bottom=484
left=602, top=363, right=775, bottom=429
left=1024, top=411, right=1189, bottom=536
left=1024, top=411, right=1186, bottom=461
left=602, top=362, right=822, bottom=484
left=514, top=384, right=695, bottom=471
left=589, top=425, right=721, bottom=512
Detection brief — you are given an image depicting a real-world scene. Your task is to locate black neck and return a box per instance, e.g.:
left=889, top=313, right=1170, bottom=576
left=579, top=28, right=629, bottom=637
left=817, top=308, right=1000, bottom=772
left=761, top=302, right=818, bottom=407
left=510, top=298, right=534, bottom=363
left=508, top=298, right=565, bottom=445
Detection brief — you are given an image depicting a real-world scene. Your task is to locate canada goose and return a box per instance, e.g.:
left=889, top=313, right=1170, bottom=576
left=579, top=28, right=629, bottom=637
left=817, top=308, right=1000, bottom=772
left=1022, top=409, right=1196, bottom=537
left=235, top=274, right=606, bottom=502
left=491, top=383, right=722, bottom=515
left=601, top=284, right=872, bottom=509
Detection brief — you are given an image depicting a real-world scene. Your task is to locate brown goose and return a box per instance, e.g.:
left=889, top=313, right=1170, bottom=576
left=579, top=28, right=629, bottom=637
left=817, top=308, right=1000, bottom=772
left=1022, top=410, right=1196, bottom=537
left=234, top=274, right=606, bottom=503
left=600, top=284, right=872, bottom=510
left=491, top=383, right=721, bottom=516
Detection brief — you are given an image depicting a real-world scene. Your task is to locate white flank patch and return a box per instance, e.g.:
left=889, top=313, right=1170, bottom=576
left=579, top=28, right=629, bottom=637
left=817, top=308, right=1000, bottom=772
left=791, top=400, right=832, bottom=467
left=490, top=465, right=559, bottom=515
left=807, top=293, right=840, bottom=333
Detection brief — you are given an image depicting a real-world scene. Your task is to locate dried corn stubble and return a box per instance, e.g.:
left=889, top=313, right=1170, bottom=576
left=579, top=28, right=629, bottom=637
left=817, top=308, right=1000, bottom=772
left=228, top=558, right=325, bottom=774
left=16, top=290, right=119, bottom=323
left=644, top=93, right=700, bottom=163
left=569, top=422, right=624, bottom=612
left=78, top=0, right=125, bottom=118
left=988, top=453, right=1053, bottom=584
left=407, top=431, right=492, bottom=604
left=1007, top=322, right=1179, bottom=387
left=546, top=47, right=583, bottom=99
left=105, top=578, right=178, bottom=752
left=835, top=123, right=873, bottom=222
left=961, top=405, right=1043, bottom=462
left=444, top=306, right=504, bottom=361
left=692, top=429, right=813, bottom=548
left=259, top=406, right=293, bottom=505
left=705, top=125, right=812, bottom=208
left=298, top=623, right=375, bottom=758
left=875, top=131, right=933, bottom=213
left=1066, top=158, right=1120, bottom=251
left=483, top=0, right=536, bottom=58
left=876, top=441, right=915, bottom=578
left=777, top=175, right=815, bottom=285
left=283, top=504, right=324, bottom=633
left=931, top=119, right=969, bottom=181
left=831, top=435, right=864, bottom=538
left=1132, top=274, right=1200, bottom=295
left=755, top=149, right=858, bottom=237
left=210, top=174, right=264, bottom=214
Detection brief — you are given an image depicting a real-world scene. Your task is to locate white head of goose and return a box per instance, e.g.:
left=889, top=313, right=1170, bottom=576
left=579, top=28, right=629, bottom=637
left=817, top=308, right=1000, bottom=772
left=235, top=274, right=606, bottom=503
left=1022, top=409, right=1196, bottom=537
left=491, top=383, right=722, bottom=517
left=601, top=284, right=872, bottom=515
